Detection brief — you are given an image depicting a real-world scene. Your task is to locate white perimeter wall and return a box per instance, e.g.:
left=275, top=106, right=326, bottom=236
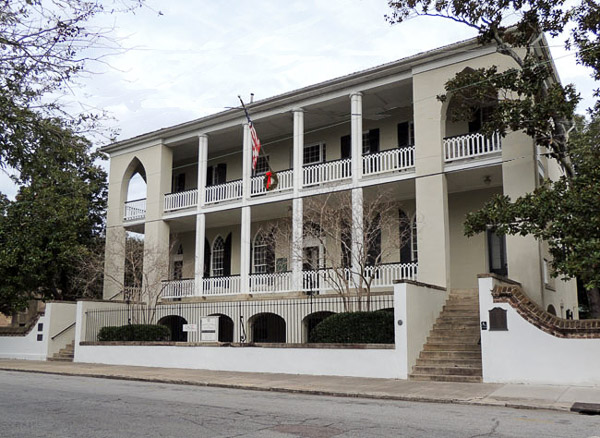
left=0, top=313, right=49, bottom=361
left=76, top=344, right=401, bottom=378
left=479, top=277, right=600, bottom=386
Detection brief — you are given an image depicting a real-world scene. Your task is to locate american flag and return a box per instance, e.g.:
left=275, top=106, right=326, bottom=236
left=249, top=122, right=261, bottom=170
left=238, top=96, right=263, bottom=171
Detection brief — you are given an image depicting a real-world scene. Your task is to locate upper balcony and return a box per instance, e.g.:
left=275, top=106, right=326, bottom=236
left=443, top=131, right=502, bottom=164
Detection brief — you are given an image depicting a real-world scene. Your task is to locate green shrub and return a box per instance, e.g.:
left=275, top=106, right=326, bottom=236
left=97, top=324, right=171, bottom=342
left=309, top=310, right=394, bottom=344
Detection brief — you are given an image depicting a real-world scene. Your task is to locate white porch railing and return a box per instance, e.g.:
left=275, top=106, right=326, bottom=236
left=204, top=179, right=243, bottom=204
left=161, top=279, right=195, bottom=298
left=202, top=275, right=241, bottom=295
left=303, top=158, right=351, bottom=187
left=123, top=199, right=146, bottom=222
left=363, top=146, right=415, bottom=176
left=302, top=262, right=418, bottom=292
left=249, top=272, right=293, bottom=294
left=164, top=189, right=198, bottom=212
left=443, top=131, right=502, bottom=162
left=251, top=169, right=294, bottom=196
left=367, top=262, right=418, bottom=287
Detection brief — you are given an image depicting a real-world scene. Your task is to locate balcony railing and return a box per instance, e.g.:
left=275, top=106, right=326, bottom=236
left=162, top=278, right=195, bottom=299
left=202, top=275, right=241, bottom=295
left=251, top=169, right=294, bottom=196
left=248, top=271, right=293, bottom=294
left=303, top=158, right=351, bottom=187
left=443, top=131, right=502, bottom=162
left=363, top=147, right=415, bottom=176
left=164, top=189, right=198, bottom=212
left=205, top=179, right=243, bottom=204
left=302, top=262, right=418, bottom=293
left=123, top=198, right=146, bottom=222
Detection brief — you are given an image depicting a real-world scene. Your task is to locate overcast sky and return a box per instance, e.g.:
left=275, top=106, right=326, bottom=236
left=0, top=0, right=596, bottom=198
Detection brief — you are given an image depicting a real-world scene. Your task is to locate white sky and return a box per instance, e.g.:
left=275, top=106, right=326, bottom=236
left=1, top=0, right=596, bottom=198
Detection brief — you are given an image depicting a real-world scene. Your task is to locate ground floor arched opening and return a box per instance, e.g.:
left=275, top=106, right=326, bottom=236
left=158, top=315, right=188, bottom=342
left=209, top=313, right=234, bottom=342
left=250, top=313, right=285, bottom=343
left=302, top=311, right=335, bottom=342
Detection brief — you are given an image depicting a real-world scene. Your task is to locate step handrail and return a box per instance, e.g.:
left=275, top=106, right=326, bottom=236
left=50, top=322, right=76, bottom=341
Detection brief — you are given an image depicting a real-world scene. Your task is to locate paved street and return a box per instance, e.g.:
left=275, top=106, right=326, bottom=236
left=1, top=371, right=599, bottom=437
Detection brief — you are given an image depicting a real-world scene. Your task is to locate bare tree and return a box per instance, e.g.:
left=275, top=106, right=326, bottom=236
left=73, top=232, right=176, bottom=324
left=271, top=189, right=412, bottom=311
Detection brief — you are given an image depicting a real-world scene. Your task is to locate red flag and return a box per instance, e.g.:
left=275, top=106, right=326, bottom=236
left=249, top=122, right=261, bottom=170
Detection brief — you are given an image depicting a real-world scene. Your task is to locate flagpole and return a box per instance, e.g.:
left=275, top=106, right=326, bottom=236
left=237, top=95, right=273, bottom=172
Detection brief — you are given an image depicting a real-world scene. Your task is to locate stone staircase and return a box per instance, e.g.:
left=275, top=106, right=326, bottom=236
left=48, top=341, right=74, bottom=362
left=409, top=289, right=482, bottom=383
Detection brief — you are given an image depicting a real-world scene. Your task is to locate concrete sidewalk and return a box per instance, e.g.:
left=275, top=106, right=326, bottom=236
left=1, top=359, right=599, bottom=413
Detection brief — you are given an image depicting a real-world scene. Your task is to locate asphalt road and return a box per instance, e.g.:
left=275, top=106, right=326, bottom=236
left=1, top=371, right=599, bottom=438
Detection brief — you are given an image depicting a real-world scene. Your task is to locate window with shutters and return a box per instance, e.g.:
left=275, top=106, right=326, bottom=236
left=211, top=236, right=225, bottom=277
left=206, top=163, right=227, bottom=186
left=253, top=231, right=275, bottom=273
left=362, top=129, right=380, bottom=154
left=173, top=173, right=186, bottom=192
left=397, top=121, right=415, bottom=149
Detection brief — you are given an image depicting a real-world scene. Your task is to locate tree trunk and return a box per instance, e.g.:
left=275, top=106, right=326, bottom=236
left=586, top=287, right=600, bottom=319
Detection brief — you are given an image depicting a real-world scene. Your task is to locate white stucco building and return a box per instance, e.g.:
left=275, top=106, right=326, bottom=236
left=99, top=35, right=578, bottom=360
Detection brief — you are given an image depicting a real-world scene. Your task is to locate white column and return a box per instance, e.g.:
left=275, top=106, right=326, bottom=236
left=194, top=213, right=205, bottom=296
left=293, top=108, right=304, bottom=192
left=292, top=197, right=303, bottom=292
left=197, top=134, right=208, bottom=209
left=351, top=187, right=364, bottom=274
left=350, top=92, right=363, bottom=184
left=242, top=123, right=251, bottom=201
left=240, top=206, right=251, bottom=292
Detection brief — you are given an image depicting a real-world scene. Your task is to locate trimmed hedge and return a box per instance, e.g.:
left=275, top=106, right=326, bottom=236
left=97, top=324, right=171, bottom=342
left=309, top=310, right=394, bottom=344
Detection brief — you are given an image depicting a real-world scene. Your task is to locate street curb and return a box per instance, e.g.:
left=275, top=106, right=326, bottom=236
left=0, top=366, right=568, bottom=413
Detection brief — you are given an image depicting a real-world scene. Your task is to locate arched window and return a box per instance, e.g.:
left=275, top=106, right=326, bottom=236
left=212, top=236, right=225, bottom=277
left=253, top=231, right=275, bottom=273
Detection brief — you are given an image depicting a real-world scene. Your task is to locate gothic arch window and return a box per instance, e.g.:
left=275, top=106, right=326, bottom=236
left=212, top=236, right=225, bottom=277
left=253, top=231, right=275, bottom=274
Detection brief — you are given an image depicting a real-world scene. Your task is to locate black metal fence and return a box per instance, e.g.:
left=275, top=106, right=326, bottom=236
left=84, top=294, right=394, bottom=344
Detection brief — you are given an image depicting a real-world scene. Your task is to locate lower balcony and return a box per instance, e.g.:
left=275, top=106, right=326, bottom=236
left=302, top=262, right=418, bottom=293
left=161, top=278, right=195, bottom=299
left=160, top=263, right=417, bottom=299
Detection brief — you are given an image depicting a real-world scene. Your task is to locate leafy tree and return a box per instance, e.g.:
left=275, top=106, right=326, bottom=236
left=387, top=0, right=600, bottom=316
left=0, top=119, right=107, bottom=314
left=464, top=116, right=600, bottom=317
left=0, top=1, right=149, bottom=313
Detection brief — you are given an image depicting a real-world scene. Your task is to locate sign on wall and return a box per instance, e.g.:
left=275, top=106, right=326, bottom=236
left=182, top=324, right=197, bottom=333
left=200, top=316, right=219, bottom=342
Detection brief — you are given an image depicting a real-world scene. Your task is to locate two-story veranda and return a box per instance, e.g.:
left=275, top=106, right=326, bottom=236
left=102, top=37, right=578, bottom=329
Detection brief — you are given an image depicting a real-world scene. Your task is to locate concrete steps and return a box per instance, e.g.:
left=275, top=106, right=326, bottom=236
left=409, top=289, right=482, bottom=383
left=48, top=341, right=74, bottom=362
